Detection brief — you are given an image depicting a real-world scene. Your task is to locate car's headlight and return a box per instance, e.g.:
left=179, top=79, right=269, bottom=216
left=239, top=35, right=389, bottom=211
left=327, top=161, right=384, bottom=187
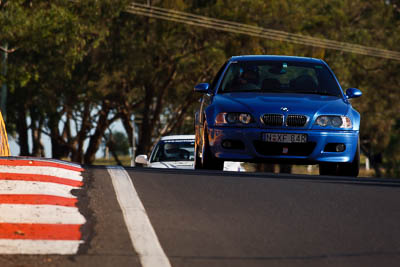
left=315, top=115, right=352, bottom=128
left=215, top=112, right=254, bottom=126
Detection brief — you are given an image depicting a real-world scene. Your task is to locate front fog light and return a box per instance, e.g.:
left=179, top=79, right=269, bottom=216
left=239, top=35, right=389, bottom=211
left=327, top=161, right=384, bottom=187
left=222, top=140, right=233, bottom=148
left=336, top=143, right=346, bottom=152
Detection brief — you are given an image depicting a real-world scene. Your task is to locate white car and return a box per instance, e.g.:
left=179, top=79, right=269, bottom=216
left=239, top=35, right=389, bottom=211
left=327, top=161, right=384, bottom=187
left=135, top=135, right=246, bottom=171
left=135, top=135, right=195, bottom=169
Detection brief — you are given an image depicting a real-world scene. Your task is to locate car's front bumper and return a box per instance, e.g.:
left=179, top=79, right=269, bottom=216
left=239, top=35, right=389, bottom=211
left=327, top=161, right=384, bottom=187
left=207, top=126, right=359, bottom=164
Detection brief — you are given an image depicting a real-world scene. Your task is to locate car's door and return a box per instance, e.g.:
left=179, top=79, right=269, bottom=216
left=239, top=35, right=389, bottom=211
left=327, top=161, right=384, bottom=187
left=197, top=62, right=228, bottom=143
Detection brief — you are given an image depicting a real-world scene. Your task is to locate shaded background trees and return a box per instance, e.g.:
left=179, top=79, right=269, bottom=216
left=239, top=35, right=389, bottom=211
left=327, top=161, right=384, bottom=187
left=1, top=0, right=400, bottom=176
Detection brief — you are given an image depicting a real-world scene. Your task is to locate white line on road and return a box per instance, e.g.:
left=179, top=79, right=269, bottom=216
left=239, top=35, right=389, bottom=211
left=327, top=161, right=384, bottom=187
left=0, top=204, right=86, bottom=224
left=107, top=166, right=172, bottom=267
left=0, top=239, right=83, bottom=254
left=0, top=180, right=78, bottom=198
left=0, top=166, right=83, bottom=181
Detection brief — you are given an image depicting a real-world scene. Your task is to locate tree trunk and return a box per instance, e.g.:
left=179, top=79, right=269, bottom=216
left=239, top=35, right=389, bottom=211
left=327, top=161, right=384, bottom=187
left=106, top=134, right=123, bottom=166
left=30, top=108, right=45, bottom=157
left=372, top=153, right=383, bottom=177
left=49, top=114, right=70, bottom=159
left=137, top=85, right=153, bottom=155
left=31, top=127, right=44, bottom=157
left=83, top=101, right=111, bottom=164
left=16, top=109, right=29, bottom=156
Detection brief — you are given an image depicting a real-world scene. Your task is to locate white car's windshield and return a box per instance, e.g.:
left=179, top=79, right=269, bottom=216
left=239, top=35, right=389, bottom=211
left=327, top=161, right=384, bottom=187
left=150, top=140, right=195, bottom=162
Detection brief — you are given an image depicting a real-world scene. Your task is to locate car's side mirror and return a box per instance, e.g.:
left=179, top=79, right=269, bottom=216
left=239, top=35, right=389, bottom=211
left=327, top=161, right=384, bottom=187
left=135, top=155, right=148, bottom=165
left=346, top=88, right=362, bottom=99
left=194, top=83, right=210, bottom=93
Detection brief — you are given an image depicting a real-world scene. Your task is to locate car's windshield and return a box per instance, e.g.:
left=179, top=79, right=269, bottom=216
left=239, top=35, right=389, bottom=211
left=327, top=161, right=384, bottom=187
left=218, top=60, right=342, bottom=97
left=150, top=140, right=195, bottom=162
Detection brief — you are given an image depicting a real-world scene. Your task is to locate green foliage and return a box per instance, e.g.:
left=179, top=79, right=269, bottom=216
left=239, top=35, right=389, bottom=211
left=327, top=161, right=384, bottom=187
left=1, top=0, right=131, bottom=161
left=104, top=131, right=130, bottom=156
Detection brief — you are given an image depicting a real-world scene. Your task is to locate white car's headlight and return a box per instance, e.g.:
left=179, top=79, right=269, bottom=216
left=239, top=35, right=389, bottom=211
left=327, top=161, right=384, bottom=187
left=215, top=112, right=254, bottom=126
left=315, top=115, right=352, bottom=128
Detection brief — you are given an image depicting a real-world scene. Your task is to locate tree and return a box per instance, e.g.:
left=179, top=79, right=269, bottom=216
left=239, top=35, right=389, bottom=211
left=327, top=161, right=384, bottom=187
left=103, top=131, right=130, bottom=165
left=2, top=0, right=130, bottom=163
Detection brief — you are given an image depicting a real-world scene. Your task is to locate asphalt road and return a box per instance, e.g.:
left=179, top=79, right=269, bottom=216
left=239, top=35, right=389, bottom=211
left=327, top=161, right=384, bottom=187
left=2, top=167, right=400, bottom=267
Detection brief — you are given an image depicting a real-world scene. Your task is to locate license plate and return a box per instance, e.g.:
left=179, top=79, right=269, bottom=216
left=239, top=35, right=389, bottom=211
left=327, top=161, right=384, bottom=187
left=262, top=133, right=307, bottom=143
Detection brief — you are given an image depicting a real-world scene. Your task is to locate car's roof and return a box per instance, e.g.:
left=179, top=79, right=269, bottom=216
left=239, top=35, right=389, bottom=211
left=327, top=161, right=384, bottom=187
left=230, top=55, right=323, bottom=64
left=160, top=135, right=195, bottom=141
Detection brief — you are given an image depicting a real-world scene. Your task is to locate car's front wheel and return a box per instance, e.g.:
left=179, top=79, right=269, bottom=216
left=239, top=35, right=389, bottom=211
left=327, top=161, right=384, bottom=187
left=201, top=123, right=224, bottom=170
left=319, top=142, right=360, bottom=177
left=337, top=142, right=360, bottom=177
left=194, top=140, right=202, bottom=170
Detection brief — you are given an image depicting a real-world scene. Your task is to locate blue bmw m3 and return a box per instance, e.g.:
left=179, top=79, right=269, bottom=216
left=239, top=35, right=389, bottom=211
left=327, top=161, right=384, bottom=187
left=194, top=55, right=362, bottom=176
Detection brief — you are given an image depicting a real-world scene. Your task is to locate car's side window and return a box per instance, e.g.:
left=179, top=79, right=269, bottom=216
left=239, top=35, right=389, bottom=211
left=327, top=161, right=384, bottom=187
left=219, top=63, right=244, bottom=92
left=315, top=67, right=342, bottom=96
left=209, top=62, right=228, bottom=93
left=150, top=142, right=162, bottom=162
left=220, top=67, right=236, bottom=92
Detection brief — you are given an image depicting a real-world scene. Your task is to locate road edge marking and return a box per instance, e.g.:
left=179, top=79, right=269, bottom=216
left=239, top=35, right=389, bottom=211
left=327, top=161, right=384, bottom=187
left=107, top=166, right=171, bottom=267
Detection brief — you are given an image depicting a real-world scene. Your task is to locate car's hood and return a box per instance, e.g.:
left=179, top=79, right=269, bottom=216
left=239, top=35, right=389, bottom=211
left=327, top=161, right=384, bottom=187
left=148, top=161, right=194, bottom=169
left=213, top=92, right=349, bottom=118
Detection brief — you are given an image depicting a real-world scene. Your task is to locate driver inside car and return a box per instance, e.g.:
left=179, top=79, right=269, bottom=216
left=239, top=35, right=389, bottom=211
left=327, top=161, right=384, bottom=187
left=163, top=143, right=180, bottom=160
left=231, top=66, right=260, bottom=91
left=163, top=143, right=190, bottom=161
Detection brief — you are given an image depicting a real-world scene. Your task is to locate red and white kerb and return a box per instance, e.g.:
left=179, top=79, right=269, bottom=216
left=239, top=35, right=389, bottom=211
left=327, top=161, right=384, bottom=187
left=0, top=158, right=85, bottom=254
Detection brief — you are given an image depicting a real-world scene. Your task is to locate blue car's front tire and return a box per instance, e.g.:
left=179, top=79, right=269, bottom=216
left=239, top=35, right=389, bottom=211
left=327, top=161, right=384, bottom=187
left=319, top=140, right=360, bottom=177
left=201, top=123, right=224, bottom=171
left=194, top=139, right=203, bottom=169
left=337, top=141, right=360, bottom=177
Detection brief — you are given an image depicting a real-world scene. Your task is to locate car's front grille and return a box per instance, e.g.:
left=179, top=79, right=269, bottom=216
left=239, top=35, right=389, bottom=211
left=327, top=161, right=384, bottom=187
left=253, top=141, right=316, bottom=156
left=286, top=115, right=308, bottom=127
left=262, top=114, right=284, bottom=126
